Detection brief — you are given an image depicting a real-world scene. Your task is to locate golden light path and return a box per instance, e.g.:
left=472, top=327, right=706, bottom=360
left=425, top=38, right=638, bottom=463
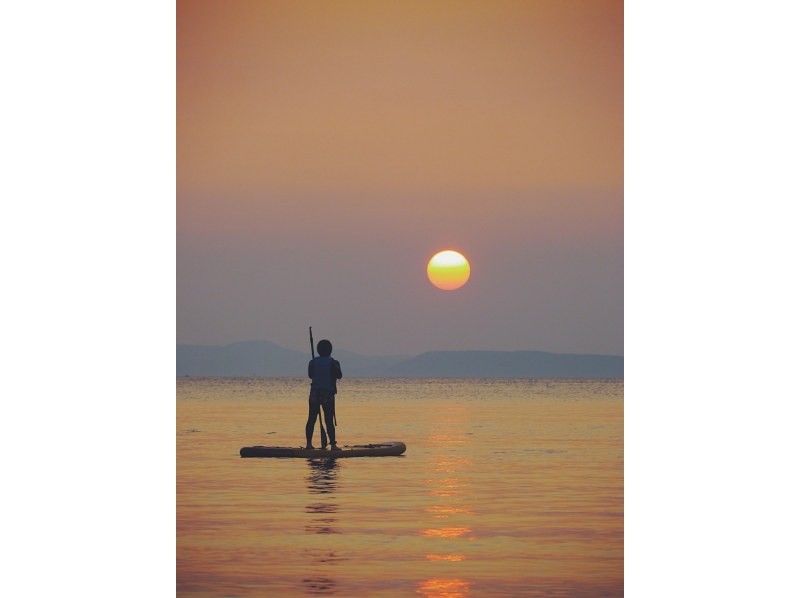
left=427, top=250, right=471, bottom=291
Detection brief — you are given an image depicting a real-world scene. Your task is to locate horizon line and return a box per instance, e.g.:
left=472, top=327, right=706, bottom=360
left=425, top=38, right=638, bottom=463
left=176, top=339, right=623, bottom=358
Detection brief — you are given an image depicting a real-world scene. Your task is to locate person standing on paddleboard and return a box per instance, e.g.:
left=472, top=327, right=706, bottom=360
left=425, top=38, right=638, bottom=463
left=306, top=339, right=342, bottom=450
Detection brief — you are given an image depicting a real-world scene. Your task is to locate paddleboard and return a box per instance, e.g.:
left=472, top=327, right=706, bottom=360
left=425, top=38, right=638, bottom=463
left=240, top=441, right=406, bottom=458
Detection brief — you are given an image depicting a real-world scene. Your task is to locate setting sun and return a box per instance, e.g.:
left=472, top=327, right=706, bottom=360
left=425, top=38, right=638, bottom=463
left=427, top=250, right=471, bottom=291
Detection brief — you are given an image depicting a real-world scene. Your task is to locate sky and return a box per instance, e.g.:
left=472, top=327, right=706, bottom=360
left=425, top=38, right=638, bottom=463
left=177, top=0, right=622, bottom=356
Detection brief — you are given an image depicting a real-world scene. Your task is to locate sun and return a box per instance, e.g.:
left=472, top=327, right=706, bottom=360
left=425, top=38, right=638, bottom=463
left=427, top=250, right=471, bottom=291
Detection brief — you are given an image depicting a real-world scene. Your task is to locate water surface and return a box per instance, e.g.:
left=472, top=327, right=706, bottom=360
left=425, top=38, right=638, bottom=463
left=177, top=378, right=623, bottom=596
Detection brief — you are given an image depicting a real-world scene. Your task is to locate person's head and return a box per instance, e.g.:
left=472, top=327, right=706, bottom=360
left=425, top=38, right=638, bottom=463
left=317, top=339, right=333, bottom=357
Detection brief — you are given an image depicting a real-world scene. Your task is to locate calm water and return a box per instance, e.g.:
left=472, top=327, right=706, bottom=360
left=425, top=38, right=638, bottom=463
left=177, top=378, right=623, bottom=596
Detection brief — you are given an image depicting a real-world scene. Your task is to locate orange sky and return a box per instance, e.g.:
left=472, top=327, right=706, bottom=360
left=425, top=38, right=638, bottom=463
left=178, top=0, right=622, bottom=354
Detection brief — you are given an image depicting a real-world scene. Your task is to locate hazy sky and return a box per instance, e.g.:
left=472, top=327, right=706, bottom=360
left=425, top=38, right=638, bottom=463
left=178, top=0, right=622, bottom=356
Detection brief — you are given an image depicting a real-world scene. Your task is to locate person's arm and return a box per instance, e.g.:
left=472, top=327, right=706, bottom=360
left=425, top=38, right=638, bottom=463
left=308, top=359, right=314, bottom=379
left=333, top=360, right=342, bottom=380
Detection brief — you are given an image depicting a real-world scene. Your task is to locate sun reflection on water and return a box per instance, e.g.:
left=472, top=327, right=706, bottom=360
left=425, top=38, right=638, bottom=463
left=426, top=505, right=474, bottom=518
left=421, top=527, right=472, bottom=538
left=418, top=415, right=475, bottom=596
left=432, top=456, right=473, bottom=473
left=417, top=577, right=471, bottom=597
left=425, top=554, right=466, bottom=562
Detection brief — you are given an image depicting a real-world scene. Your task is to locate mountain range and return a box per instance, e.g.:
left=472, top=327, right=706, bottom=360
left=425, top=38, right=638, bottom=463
left=177, top=341, right=623, bottom=379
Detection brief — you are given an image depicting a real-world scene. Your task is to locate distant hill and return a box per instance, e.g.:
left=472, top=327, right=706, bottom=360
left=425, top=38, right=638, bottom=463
left=330, top=349, right=409, bottom=376
left=387, top=350, right=623, bottom=379
left=176, top=341, right=407, bottom=377
left=176, top=341, right=305, bottom=377
left=177, top=342, right=622, bottom=378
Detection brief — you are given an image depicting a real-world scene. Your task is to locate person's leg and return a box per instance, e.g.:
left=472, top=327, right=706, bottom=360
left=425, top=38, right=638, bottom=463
left=321, top=394, right=336, bottom=445
left=305, top=391, right=319, bottom=447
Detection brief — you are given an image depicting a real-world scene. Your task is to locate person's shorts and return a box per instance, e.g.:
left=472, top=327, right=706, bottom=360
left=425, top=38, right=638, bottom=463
left=309, top=388, right=334, bottom=406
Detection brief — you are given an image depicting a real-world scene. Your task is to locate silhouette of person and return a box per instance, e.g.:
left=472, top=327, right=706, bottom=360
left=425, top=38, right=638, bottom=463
left=306, top=339, right=342, bottom=450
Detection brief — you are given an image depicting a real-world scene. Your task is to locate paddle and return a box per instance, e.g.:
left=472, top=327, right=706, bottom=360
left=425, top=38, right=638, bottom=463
left=309, top=326, right=328, bottom=448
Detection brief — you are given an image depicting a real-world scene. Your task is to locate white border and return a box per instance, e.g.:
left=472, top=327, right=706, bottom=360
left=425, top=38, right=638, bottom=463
left=626, top=1, right=800, bottom=595
left=1, top=1, right=175, bottom=594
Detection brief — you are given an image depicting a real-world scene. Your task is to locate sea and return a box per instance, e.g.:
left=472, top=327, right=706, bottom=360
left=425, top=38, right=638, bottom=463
left=177, top=378, right=623, bottom=597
